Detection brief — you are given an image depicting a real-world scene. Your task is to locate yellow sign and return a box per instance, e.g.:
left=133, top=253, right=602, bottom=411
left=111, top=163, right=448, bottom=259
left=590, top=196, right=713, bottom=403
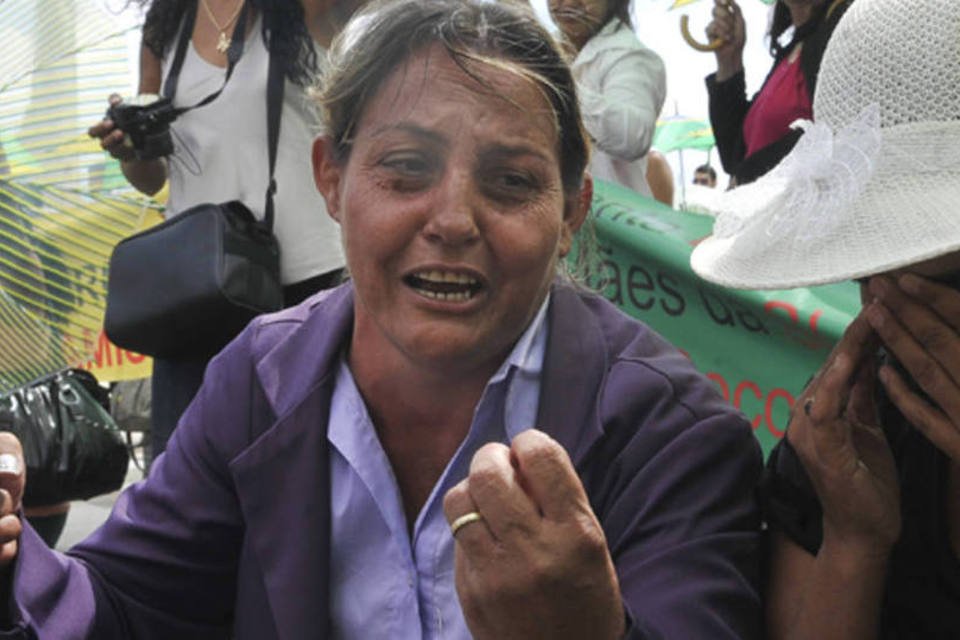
left=78, top=329, right=151, bottom=382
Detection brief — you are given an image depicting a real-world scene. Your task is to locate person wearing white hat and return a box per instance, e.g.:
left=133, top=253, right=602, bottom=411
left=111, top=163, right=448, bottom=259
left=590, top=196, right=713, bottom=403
left=692, top=0, right=960, bottom=637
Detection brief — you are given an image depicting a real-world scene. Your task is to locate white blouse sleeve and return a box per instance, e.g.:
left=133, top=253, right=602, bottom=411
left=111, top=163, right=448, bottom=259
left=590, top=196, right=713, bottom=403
left=576, top=35, right=667, bottom=162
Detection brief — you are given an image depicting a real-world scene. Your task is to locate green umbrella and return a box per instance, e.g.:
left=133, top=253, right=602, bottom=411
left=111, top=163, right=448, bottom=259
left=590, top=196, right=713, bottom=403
left=652, top=116, right=715, bottom=153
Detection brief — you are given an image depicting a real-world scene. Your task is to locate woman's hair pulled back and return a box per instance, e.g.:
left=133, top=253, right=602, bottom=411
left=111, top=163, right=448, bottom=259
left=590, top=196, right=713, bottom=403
left=316, top=0, right=589, bottom=194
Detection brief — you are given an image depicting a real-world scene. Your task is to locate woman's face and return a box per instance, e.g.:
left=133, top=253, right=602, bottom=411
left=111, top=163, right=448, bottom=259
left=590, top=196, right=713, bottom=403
left=780, top=0, right=827, bottom=10
left=549, top=0, right=610, bottom=49
left=859, top=250, right=960, bottom=304
left=891, top=250, right=960, bottom=282
left=314, top=45, right=589, bottom=377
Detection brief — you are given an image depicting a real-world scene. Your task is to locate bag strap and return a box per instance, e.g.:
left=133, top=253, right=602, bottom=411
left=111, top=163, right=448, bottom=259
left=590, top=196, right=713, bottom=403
left=162, top=0, right=250, bottom=115
left=163, top=0, right=282, bottom=233
left=262, top=39, right=284, bottom=232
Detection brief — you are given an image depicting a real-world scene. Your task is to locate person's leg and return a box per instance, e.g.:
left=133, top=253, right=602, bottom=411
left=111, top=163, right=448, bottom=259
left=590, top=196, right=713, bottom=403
left=149, top=356, right=208, bottom=466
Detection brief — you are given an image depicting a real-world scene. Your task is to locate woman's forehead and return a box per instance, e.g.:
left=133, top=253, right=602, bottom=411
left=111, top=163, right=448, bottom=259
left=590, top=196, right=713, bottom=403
left=354, top=44, right=560, bottom=149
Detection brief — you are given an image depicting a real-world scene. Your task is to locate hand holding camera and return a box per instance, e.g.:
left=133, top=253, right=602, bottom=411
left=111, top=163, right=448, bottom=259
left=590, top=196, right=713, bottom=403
left=89, top=94, right=176, bottom=162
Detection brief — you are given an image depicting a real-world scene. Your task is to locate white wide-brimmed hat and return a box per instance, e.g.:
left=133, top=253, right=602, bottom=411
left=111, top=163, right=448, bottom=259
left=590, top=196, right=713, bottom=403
left=691, top=0, right=960, bottom=289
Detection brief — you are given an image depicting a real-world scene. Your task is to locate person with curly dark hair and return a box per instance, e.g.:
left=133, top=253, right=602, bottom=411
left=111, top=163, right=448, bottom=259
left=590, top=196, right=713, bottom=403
left=89, top=0, right=362, bottom=464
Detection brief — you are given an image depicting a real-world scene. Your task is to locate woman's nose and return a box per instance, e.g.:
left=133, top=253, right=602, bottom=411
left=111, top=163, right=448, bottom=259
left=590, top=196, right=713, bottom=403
left=423, top=170, right=480, bottom=246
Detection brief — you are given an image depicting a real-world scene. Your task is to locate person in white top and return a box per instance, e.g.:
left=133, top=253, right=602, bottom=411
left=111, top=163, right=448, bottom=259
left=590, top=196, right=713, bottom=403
left=549, top=0, right=667, bottom=198
left=88, top=0, right=360, bottom=464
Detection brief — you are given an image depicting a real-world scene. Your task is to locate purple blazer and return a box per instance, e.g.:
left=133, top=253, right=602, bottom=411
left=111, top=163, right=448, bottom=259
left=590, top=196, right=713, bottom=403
left=2, top=283, right=762, bottom=639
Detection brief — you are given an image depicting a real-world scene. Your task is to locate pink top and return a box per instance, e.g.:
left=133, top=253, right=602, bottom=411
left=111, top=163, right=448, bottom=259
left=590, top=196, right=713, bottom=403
left=742, top=51, right=812, bottom=158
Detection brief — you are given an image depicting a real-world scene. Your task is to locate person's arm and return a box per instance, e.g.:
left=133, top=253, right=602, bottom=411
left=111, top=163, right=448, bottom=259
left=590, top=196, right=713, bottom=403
left=576, top=33, right=666, bottom=162
left=706, top=0, right=745, bottom=82
left=768, top=533, right=889, bottom=640
left=88, top=41, right=167, bottom=196
left=645, top=150, right=674, bottom=206
left=1, top=324, right=270, bottom=638
left=121, top=43, right=168, bottom=195
left=0, top=435, right=24, bottom=635
left=766, top=311, right=901, bottom=640
left=704, top=0, right=750, bottom=176
left=537, top=343, right=763, bottom=638
left=705, top=68, right=750, bottom=176
left=606, top=409, right=763, bottom=638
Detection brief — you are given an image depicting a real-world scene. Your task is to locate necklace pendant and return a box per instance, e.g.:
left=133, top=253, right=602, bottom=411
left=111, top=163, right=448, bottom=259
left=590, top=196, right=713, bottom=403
left=216, top=31, right=231, bottom=54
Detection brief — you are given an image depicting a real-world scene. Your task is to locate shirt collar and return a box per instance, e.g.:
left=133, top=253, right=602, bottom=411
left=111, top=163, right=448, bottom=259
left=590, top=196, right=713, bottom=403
left=487, top=292, right=550, bottom=386
left=575, top=18, right=631, bottom=65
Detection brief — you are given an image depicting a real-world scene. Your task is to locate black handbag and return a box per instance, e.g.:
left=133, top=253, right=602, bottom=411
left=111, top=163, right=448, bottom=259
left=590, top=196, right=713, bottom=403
left=104, top=2, right=286, bottom=358
left=0, top=369, right=129, bottom=506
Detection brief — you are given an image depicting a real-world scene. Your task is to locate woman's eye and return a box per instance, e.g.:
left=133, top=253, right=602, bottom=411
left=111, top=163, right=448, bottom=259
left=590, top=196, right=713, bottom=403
left=499, top=173, right=532, bottom=188
left=379, top=153, right=435, bottom=191
left=382, top=154, right=431, bottom=176
left=488, top=171, right=540, bottom=199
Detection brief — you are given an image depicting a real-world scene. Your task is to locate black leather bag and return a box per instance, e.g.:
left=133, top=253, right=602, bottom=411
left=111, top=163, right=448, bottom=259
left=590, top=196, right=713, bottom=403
left=103, top=3, right=287, bottom=358
left=0, top=369, right=129, bottom=506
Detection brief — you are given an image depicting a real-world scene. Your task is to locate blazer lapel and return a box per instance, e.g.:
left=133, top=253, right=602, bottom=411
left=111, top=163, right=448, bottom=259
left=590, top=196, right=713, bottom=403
left=538, top=285, right=610, bottom=465
left=226, top=284, right=353, bottom=639
left=230, top=380, right=333, bottom=640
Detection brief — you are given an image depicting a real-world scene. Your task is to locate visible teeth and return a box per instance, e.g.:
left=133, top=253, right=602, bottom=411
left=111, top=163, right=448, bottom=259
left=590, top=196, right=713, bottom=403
left=407, top=269, right=481, bottom=302
left=416, top=270, right=478, bottom=286
left=417, top=289, right=474, bottom=302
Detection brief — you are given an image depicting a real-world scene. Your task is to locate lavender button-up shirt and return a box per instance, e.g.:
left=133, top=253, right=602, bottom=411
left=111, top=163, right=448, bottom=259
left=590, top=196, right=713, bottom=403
left=327, top=297, right=550, bottom=639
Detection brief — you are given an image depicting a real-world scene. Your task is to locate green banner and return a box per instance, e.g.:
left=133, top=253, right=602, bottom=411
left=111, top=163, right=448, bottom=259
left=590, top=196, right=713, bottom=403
left=579, top=181, right=859, bottom=456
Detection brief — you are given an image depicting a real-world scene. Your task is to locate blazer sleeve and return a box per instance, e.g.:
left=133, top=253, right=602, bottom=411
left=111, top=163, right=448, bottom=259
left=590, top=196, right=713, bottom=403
left=588, top=362, right=764, bottom=639
left=3, top=324, right=269, bottom=639
left=578, top=40, right=666, bottom=161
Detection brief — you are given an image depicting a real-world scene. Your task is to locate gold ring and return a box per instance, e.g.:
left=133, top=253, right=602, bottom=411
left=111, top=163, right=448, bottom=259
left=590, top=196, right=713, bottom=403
left=450, top=511, right=483, bottom=537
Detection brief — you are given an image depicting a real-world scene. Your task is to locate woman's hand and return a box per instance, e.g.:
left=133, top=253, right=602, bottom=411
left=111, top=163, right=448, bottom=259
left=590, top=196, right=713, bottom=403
left=706, top=0, right=746, bottom=81
left=0, top=433, right=25, bottom=569
left=787, top=312, right=901, bottom=558
left=443, top=430, right=624, bottom=640
left=865, top=274, right=960, bottom=460
left=87, top=94, right=136, bottom=162
left=87, top=92, right=167, bottom=196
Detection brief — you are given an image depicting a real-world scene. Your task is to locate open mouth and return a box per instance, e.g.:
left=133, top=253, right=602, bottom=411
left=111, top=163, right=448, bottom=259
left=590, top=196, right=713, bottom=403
left=552, top=7, right=588, bottom=21
left=404, top=270, right=484, bottom=302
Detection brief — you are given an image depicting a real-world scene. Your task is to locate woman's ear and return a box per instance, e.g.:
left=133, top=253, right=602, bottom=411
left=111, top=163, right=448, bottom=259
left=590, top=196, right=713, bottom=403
left=313, top=136, right=343, bottom=223
left=559, top=173, right=593, bottom=257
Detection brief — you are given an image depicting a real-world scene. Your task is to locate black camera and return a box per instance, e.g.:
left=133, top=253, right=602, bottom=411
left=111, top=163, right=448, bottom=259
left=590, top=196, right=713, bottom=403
left=107, top=98, right=178, bottom=160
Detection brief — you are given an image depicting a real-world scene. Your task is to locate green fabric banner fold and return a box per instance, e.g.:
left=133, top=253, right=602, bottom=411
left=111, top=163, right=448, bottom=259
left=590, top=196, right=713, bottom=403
left=577, top=180, right=859, bottom=456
